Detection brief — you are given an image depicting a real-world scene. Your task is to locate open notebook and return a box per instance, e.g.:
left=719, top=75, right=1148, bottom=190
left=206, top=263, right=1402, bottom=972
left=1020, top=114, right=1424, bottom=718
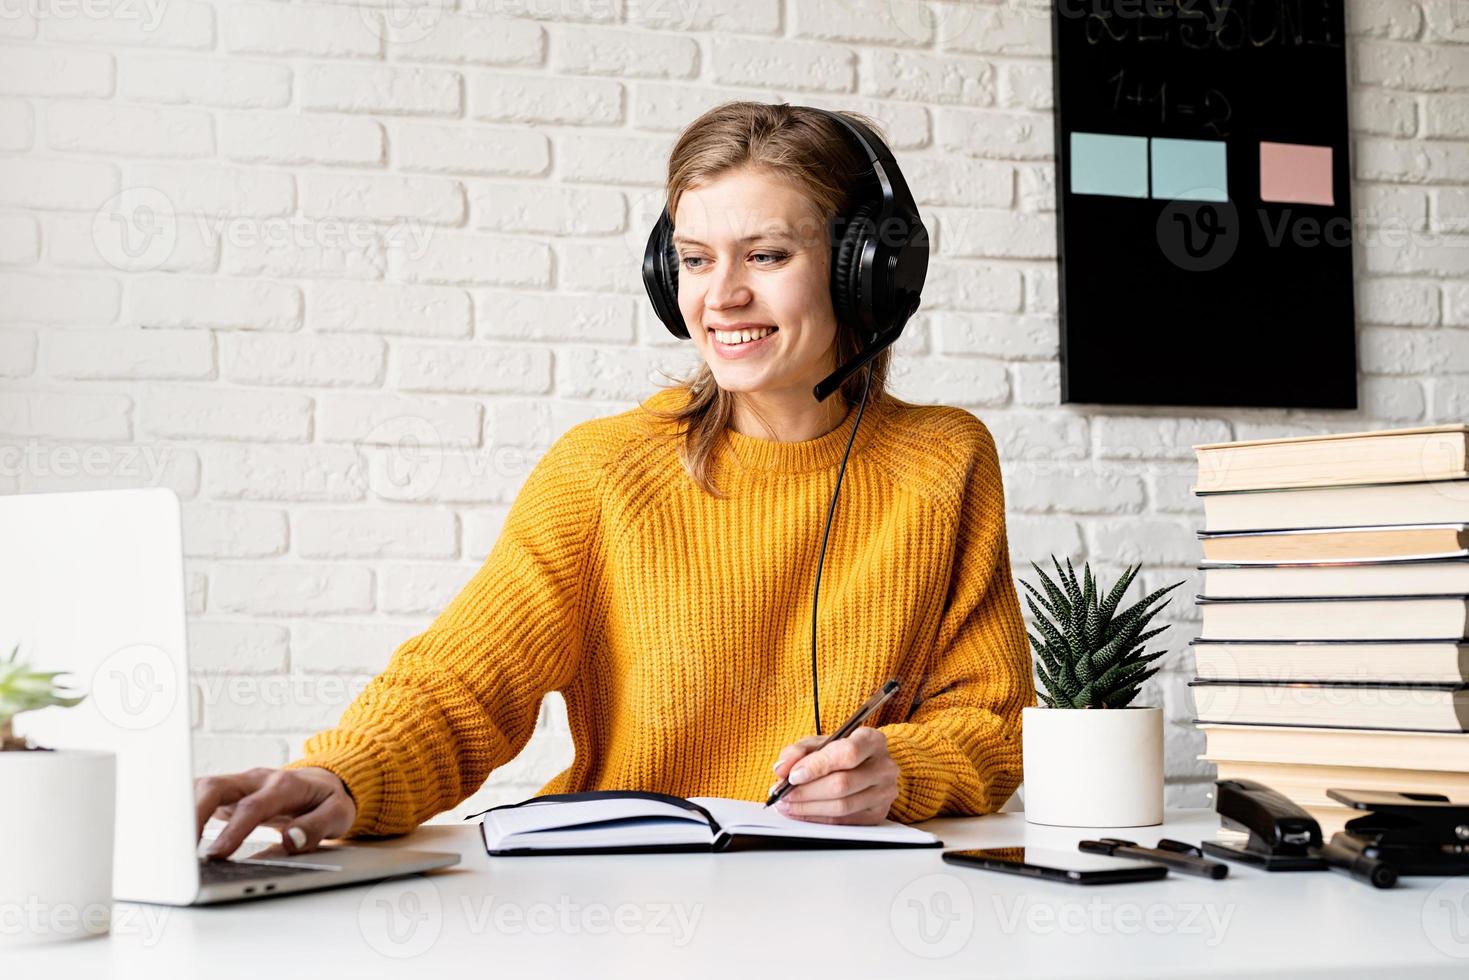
left=464, top=791, right=943, bottom=856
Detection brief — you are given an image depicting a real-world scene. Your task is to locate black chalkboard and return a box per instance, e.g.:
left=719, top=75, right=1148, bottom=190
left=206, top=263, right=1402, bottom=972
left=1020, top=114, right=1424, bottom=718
left=1052, top=0, right=1358, bottom=409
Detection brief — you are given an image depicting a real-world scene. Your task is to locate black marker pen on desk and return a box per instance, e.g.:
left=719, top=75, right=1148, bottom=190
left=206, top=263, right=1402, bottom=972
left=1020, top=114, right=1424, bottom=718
left=1079, top=838, right=1230, bottom=879
left=765, top=679, right=900, bottom=809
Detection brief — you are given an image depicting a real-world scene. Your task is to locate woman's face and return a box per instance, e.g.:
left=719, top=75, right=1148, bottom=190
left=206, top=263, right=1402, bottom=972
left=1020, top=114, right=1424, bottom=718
left=673, top=166, right=839, bottom=399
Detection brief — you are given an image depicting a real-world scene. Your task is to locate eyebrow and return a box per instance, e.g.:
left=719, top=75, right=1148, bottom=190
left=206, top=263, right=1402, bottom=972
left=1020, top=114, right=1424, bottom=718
left=671, top=231, right=797, bottom=246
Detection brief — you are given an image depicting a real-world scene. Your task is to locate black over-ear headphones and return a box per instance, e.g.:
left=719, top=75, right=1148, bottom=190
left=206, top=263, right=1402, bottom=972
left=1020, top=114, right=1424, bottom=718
left=640, top=105, right=930, bottom=737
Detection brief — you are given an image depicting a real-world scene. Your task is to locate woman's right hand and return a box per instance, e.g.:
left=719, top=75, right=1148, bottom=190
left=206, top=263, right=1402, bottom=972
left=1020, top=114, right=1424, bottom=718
left=194, top=766, right=357, bottom=860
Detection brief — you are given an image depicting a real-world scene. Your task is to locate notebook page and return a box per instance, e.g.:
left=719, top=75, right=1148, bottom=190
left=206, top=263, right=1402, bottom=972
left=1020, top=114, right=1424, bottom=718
left=486, top=797, right=710, bottom=846
left=488, top=817, right=713, bottom=852
left=690, top=798, right=939, bottom=845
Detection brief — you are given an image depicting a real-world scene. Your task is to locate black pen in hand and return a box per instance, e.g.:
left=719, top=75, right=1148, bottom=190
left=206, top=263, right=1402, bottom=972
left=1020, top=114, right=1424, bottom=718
left=765, top=679, right=900, bottom=808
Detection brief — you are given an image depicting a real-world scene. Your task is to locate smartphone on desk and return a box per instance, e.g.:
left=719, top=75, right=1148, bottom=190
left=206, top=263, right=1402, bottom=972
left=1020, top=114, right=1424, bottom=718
left=943, top=847, right=1169, bottom=885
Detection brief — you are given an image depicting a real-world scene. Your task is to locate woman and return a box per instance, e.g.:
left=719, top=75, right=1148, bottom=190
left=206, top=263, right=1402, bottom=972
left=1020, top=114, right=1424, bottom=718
left=195, top=102, right=1035, bottom=859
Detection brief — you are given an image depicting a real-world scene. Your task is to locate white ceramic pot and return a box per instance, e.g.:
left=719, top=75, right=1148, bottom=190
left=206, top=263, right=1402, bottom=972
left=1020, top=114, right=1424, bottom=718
left=0, top=748, right=116, bottom=945
left=1021, top=706, right=1163, bottom=828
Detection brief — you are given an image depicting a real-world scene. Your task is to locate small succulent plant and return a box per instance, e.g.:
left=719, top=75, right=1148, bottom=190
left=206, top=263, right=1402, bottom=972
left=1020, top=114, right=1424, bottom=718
left=1021, top=557, right=1183, bottom=709
left=0, top=644, right=86, bottom=751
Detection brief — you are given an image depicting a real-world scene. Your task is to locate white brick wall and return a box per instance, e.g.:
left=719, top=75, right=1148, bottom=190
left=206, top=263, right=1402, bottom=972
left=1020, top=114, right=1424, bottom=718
left=2, top=0, right=1464, bottom=821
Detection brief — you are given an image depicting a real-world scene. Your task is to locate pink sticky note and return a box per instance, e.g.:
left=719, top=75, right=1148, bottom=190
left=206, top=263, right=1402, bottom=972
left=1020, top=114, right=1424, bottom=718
left=1260, top=142, right=1334, bottom=206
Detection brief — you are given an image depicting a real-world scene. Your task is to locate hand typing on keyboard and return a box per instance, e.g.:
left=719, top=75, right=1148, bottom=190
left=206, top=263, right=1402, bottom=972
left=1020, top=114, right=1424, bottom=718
left=194, top=767, right=357, bottom=860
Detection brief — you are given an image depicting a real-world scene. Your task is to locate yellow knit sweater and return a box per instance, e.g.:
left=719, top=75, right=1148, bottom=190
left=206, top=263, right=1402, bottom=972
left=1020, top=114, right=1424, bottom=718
left=285, top=386, right=1036, bottom=835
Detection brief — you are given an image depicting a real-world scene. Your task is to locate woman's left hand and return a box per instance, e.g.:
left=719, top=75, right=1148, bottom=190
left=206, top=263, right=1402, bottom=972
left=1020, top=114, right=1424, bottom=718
left=768, top=727, right=900, bottom=825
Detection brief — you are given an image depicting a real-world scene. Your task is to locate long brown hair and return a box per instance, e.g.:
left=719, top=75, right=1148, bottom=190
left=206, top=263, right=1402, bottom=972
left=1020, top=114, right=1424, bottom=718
left=642, top=101, right=897, bottom=498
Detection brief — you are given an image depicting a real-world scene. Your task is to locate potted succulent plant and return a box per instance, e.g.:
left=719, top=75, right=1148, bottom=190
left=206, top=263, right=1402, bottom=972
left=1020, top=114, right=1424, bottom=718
left=1020, top=558, right=1183, bottom=828
left=0, top=644, right=116, bottom=945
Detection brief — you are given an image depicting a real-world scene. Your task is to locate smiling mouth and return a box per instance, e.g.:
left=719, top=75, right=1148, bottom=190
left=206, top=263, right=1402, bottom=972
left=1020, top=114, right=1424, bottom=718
left=709, top=326, right=778, bottom=345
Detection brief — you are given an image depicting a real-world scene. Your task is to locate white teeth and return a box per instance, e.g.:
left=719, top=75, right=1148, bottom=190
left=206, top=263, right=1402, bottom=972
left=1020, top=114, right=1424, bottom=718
left=713, top=326, right=775, bottom=345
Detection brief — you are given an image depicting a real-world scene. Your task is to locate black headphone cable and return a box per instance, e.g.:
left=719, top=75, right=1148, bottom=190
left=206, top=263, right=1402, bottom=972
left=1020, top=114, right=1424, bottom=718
left=807, top=360, right=874, bottom=736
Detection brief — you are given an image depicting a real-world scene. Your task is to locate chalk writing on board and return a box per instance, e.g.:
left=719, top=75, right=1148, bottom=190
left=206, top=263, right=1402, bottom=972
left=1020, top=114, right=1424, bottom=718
left=1062, top=0, right=1343, bottom=50
left=1107, top=69, right=1234, bottom=136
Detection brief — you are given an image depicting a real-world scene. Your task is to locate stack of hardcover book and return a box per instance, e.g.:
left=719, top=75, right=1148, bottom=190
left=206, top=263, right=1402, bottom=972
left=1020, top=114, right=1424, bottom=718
left=1188, top=424, right=1469, bottom=836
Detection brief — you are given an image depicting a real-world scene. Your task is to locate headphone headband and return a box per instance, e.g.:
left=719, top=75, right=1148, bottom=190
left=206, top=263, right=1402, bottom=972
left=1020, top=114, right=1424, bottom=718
left=641, top=104, right=929, bottom=403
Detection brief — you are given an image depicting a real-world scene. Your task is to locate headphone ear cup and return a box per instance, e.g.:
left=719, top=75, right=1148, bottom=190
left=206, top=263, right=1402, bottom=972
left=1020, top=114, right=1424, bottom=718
left=662, top=237, right=681, bottom=328
left=830, top=200, right=881, bottom=339
left=643, top=208, right=689, bottom=339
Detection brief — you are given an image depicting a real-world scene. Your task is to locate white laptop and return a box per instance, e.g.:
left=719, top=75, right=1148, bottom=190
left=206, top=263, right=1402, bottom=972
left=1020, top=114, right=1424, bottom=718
left=0, top=487, right=460, bottom=904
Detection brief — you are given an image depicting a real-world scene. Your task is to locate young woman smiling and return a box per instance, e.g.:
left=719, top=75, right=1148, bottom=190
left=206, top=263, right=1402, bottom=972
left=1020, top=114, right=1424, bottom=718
left=194, top=102, right=1034, bottom=860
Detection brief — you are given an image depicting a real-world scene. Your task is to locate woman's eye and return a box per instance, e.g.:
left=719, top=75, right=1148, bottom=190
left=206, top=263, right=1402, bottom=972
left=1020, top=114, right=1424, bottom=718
left=680, top=252, right=786, bottom=270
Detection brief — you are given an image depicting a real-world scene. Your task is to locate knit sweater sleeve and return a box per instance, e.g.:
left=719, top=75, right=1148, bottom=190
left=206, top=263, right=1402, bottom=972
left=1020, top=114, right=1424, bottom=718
left=281, top=428, right=606, bottom=837
left=878, top=417, right=1036, bottom=823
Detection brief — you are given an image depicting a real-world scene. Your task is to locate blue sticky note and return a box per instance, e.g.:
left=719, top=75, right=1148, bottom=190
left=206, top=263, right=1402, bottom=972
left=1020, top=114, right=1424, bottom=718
left=1151, top=138, right=1228, bottom=202
left=1070, top=132, right=1148, bottom=199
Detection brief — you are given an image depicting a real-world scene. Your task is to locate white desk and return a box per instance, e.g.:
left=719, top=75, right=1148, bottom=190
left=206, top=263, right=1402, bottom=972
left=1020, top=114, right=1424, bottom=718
left=9, top=808, right=1468, bottom=978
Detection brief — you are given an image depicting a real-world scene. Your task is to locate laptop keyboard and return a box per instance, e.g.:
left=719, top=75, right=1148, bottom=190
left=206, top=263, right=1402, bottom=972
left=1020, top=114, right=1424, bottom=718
left=198, top=859, right=328, bottom=884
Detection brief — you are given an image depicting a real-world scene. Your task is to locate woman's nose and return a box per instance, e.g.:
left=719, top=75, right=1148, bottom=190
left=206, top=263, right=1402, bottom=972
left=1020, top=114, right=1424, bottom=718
left=704, top=261, right=750, bottom=309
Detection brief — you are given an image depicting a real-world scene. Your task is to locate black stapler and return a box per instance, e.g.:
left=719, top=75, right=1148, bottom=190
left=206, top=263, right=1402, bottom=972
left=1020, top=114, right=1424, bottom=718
left=1201, top=778, right=1327, bottom=871
left=1325, top=788, right=1469, bottom=877
left=1201, top=779, right=1398, bottom=888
